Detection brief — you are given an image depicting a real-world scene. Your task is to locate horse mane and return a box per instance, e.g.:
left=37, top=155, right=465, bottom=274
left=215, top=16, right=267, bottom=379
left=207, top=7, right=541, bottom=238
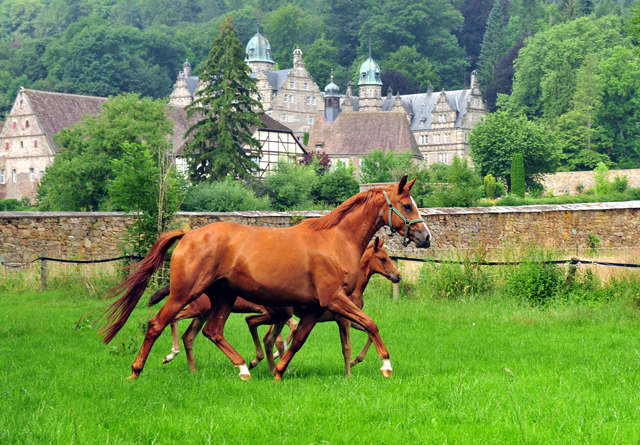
left=301, top=188, right=382, bottom=231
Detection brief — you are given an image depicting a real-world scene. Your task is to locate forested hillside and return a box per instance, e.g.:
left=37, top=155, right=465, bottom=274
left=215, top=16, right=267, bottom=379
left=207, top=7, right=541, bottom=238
left=0, top=0, right=632, bottom=122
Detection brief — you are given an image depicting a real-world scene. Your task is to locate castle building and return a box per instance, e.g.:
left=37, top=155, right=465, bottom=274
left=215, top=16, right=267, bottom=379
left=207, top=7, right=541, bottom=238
left=168, top=27, right=324, bottom=139
left=307, top=48, right=487, bottom=166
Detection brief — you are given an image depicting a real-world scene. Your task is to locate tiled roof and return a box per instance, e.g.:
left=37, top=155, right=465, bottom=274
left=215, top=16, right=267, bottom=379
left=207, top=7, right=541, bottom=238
left=25, top=89, right=108, bottom=153
left=306, top=110, right=421, bottom=157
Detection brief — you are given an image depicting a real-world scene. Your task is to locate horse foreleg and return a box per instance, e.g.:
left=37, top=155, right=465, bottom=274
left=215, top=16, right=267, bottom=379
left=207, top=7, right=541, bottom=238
left=182, top=315, right=206, bottom=372
left=246, top=307, right=293, bottom=370
left=273, top=306, right=324, bottom=381
left=264, top=321, right=287, bottom=375
left=326, top=294, right=392, bottom=378
left=336, top=316, right=352, bottom=377
left=202, top=297, right=250, bottom=380
left=246, top=313, right=267, bottom=370
left=162, top=321, right=181, bottom=364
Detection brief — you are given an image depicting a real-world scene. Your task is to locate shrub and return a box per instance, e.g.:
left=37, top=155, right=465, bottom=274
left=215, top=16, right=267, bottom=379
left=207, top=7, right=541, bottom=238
left=594, top=162, right=611, bottom=195
left=265, top=160, right=318, bottom=210
left=181, top=180, right=270, bottom=212
left=611, top=174, right=629, bottom=193
left=506, top=249, right=564, bottom=305
left=510, top=153, right=525, bottom=197
left=312, top=163, right=359, bottom=205
left=495, top=181, right=506, bottom=198
left=0, top=199, right=22, bottom=211
left=484, top=174, right=496, bottom=199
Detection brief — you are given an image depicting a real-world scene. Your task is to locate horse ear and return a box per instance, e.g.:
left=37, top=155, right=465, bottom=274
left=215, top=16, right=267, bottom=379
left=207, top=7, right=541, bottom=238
left=397, top=175, right=408, bottom=193
left=374, top=236, right=380, bottom=250
left=406, top=177, right=417, bottom=191
left=379, top=237, right=385, bottom=248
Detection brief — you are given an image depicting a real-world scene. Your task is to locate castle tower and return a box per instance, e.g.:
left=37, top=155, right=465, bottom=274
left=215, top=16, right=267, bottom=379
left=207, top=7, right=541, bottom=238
left=245, top=25, right=275, bottom=73
left=324, top=71, right=341, bottom=123
left=183, top=59, right=191, bottom=77
left=357, top=41, right=383, bottom=111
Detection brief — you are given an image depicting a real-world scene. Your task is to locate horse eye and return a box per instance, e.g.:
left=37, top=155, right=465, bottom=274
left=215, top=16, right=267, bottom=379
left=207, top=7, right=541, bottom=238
left=403, top=204, right=412, bottom=211
left=380, top=257, right=387, bottom=262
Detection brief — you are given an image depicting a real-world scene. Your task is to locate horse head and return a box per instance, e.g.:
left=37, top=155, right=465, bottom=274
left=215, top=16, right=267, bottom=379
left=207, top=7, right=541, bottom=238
left=364, top=237, right=401, bottom=283
left=381, top=175, right=431, bottom=248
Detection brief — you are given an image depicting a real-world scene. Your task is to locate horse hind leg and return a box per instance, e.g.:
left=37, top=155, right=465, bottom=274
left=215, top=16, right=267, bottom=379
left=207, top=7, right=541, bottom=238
left=202, top=295, right=251, bottom=380
left=163, top=321, right=181, bottom=364
left=182, top=315, right=207, bottom=372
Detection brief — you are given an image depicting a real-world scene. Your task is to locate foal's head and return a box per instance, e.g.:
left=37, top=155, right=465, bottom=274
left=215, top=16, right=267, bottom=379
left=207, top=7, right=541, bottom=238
left=381, top=175, right=432, bottom=248
left=362, top=237, right=401, bottom=283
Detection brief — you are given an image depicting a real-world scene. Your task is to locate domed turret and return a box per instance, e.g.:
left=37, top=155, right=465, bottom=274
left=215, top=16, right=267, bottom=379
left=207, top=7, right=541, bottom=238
left=357, top=40, right=383, bottom=111
left=324, top=71, right=341, bottom=123
left=183, top=59, right=191, bottom=77
left=245, top=25, right=275, bottom=72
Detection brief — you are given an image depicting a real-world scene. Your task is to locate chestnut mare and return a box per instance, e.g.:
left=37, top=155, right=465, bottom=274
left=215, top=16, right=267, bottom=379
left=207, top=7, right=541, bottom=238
left=252, top=237, right=400, bottom=377
left=147, top=288, right=298, bottom=370
left=100, top=176, right=430, bottom=380
left=152, top=237, right=399, bottom=377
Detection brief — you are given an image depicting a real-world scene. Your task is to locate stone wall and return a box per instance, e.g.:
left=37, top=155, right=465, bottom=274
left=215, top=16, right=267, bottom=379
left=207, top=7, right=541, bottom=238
left=2, top=202, right=639, bottom=264
left=541, top=169, right=640, bottom=195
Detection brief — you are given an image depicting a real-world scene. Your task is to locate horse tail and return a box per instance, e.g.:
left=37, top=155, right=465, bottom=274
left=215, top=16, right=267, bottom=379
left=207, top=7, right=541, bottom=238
left=99, top=229, right=187, bottom=344
left=147, top=285, right=170, bottom=308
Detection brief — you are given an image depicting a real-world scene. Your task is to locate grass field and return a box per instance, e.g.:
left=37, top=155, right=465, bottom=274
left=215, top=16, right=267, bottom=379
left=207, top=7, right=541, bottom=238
left=2, top=280, right=640, bottom=444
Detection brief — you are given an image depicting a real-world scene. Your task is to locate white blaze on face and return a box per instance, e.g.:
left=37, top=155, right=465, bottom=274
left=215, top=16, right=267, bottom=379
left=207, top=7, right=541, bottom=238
left=411, top=196, right=432, bottom=238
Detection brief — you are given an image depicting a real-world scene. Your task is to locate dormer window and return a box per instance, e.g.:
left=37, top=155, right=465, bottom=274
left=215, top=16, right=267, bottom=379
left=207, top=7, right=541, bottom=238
left=361, top=73, right=366, bottom=80
left=249, top=48, right=255, bottom=57
left=375, top=72, right=380, bottom=80
left=266, top=49, right=271, bottom=57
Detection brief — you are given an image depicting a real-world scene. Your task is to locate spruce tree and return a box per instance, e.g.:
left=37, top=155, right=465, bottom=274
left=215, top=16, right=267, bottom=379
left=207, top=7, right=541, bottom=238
left=184, top=16, right=263, bottom=183
left=478, top=0, right=509, bottom=89
left=510, top=153, right=526, bottom=197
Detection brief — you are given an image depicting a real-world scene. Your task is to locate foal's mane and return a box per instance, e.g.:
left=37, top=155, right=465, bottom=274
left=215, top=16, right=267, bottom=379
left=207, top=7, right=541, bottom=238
left=300, top=188, right=382, bottom=231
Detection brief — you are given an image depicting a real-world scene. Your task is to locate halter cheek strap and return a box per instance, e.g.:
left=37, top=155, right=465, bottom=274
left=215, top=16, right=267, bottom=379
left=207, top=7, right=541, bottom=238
left=382, top=191, right=425, bottom=247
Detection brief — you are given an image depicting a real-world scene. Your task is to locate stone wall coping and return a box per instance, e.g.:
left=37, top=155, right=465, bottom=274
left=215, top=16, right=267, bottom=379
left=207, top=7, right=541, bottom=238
left=1, top=201, right=639, bottom=219
left=419, top=201, right=640, bottom=215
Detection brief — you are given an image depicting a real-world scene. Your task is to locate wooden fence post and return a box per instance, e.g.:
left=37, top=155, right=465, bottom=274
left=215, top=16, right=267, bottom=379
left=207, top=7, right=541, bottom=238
left=40, top=250, right=47, bottom=291
left=391, top=258, right=400, bottom=300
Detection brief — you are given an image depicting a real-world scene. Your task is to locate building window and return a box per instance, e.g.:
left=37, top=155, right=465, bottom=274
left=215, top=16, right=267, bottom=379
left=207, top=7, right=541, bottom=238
left=315, top=144, right=322, bottom=150
left=282, top=114, right=287, bottom=121
left=368, top=90, right=373, bottom=98
left=20, top=141, right=23, bottom=148
left=291, top=82, right=295, bottom=88
left=307, top=97, right=311, bottom=104
left=289, top=95, right=294, bottom=103
left=25, top=120, right=29, bottom=128
left=5, top=142, right=8, bottom=150
left=19, top=99, right=23, bottom=109
left=13, top=121, right=16, bottom=129
left=312, top=97, right=316, bottom=105
left=465, top=133, right=468, bottom=143
left=435, top=134, right=441, bottom=143
left=376, top=90, right=379, bottom=98
left=284, top=94, right=288, bottom=102
left=34, top=140, right=37, bottom=148
left=420, top=135, right=429, bottom=144
left=309, top=116, right=314, bottom=124
left=440, top=152, right=448, bottom=164
left=0, top=169, right=4, bottom=184
left=266, top=111, right=272, bottom=116
left=12, top=169, right=16, bottom=183
left=444, top=133, right=451, bottom=143
left=304, top=83, right=309, bottom=90
left=29, top=167, right=34, bottom=182
left=40, top=171, right=44, bottom=179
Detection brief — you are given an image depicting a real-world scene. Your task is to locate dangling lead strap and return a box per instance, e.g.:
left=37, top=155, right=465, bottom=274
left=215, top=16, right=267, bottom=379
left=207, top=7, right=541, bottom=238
left=382, top=191, right=425, bottom=246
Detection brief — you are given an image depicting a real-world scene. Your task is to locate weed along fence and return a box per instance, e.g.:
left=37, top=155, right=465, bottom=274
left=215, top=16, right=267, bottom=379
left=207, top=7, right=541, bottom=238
left=1, top=202, right=640, bottom=292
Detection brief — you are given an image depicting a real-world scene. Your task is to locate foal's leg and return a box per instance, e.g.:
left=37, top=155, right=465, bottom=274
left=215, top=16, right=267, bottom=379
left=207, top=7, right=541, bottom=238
left=336, top=316, right=352, bottom=377
left=202, top=296, right=251, bottom=380
left=245, top=307, right=293, bottom=369
left=325, top=292, right=393, bottom=378
left=349, top=322, right=373, bottom=367
left=263, top=320, right=289, bottom=374
left=273, top=318, right=298, bottom=359
left=182, top=315, right=207, bottom=372
left=163, top=321, right=181, bottom=364
left=273, top=306, right=325, bottom=381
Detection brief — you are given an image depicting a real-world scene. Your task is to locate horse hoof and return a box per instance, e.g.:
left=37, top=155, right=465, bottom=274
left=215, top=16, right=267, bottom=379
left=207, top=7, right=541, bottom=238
left=126, top=373, right=138, bottom=381
left=381, top=369, right=393, bottom=378
left=380, top=359, right=393, bottom=378
left=237, top=364, right=251, bottom=381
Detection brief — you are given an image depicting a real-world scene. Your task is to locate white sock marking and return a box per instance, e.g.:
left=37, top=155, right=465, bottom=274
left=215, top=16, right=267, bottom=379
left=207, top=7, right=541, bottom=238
left=380, top=359, right=392, bottom=371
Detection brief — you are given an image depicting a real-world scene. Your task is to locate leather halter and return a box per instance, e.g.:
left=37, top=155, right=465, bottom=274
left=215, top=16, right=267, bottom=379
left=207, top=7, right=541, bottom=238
left=382, top=190, right=425, bottom=247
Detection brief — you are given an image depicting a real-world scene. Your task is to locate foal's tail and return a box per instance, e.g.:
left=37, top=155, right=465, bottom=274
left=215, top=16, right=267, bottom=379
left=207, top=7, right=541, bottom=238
left=99, top=229, right=187, bottom=344
left=147, top=285, right=170, bottom=308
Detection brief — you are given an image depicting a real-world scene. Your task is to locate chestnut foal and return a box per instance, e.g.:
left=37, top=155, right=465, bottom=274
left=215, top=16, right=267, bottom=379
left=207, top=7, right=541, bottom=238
left=147, top=289, right=297, bottom=372
left=254, top=237, right=400, bottom=377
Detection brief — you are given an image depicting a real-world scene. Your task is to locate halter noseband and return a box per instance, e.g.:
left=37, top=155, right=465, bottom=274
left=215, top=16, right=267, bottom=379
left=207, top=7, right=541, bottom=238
left=382, top=190, right=425, bottom=247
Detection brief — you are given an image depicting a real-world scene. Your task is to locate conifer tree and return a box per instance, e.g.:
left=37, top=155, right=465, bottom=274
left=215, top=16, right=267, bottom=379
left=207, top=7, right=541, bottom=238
left=184, top=16, right=263, bottom=183
left=510, top=153, right=526, bottom=197
left=478, top=0, right=509, bottom=89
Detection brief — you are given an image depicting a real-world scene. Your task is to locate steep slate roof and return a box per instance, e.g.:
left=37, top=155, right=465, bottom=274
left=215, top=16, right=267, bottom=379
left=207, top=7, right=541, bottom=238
left=380, top=89, right=472, bottom=130
left=307, top=111, right=421, bottom=157
left=249, top=69, right=293, bottom=91
left=24, top=89, right=108, bottom=153
left=183, top=76, right=200, bottom=96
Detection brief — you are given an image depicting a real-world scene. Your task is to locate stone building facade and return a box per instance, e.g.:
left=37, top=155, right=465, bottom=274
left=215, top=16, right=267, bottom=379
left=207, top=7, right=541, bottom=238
left=0, top=88, right=108, bottom=202
left=168, top=28, right=324, bottom=139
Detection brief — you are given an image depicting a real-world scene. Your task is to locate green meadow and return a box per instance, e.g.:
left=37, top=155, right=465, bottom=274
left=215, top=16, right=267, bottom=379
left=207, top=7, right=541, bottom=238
left=2, top=271, right=640, bottom=444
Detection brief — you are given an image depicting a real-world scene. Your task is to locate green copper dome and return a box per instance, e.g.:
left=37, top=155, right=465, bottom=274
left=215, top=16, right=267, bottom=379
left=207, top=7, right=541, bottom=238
left=358, top=57, right=382, bottom=86
left=324, top=79, right=340, bottom=97
left=245, top=28, right=274, bottom=63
